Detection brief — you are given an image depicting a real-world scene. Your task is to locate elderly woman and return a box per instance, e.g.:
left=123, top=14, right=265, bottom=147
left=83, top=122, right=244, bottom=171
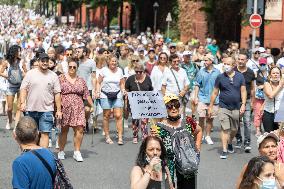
left=151, top=94, right=202, bottom=189
left=125, top=62, right=153, bottom=143
left=130, top=136, right=173, bottom=189
left=96, top=55, right=126, bottom=145
left=58, top=60, right=93, bottom=162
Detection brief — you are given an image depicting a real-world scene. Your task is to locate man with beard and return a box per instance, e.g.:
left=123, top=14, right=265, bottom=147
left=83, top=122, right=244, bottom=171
left=19, top=53, right=62, bottom=148
left=76, top=46, right=96, bottom=132
left=234, top=52, right=255, bottom=153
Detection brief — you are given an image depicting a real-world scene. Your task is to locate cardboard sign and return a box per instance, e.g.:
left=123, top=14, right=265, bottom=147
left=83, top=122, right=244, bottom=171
left=275, top=96, right=284, bottom=122
left=128, top=91, right=167, bottom=119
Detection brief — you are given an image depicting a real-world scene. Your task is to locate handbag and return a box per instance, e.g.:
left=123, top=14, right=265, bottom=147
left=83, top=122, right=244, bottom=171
left=31, top=150, right=73, bottom=189
left=101, top=90, right=120, bottom=100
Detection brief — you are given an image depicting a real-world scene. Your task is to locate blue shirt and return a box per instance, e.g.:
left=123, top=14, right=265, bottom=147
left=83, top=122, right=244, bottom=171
left=12, top=148, right=56, bottom=189
left=214, top=71, right=245, bottom=110
left=195, top=67, right=220, bottom=104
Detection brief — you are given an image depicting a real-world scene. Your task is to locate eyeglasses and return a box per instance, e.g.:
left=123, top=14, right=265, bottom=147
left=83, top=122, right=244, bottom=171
left=166, top=100, right=180, bottom=109
left=135, top=71, right=143, bottom=74
left=69, top=66, right=77, bottom=70
left=132, top=59, right=139, bottom=62
left=159, top=56, right=167, bottom=60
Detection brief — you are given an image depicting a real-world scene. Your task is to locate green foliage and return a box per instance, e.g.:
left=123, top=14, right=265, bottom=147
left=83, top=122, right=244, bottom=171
left=110, top=17, right=118, bottom=25
left=164, top=26, right=180, bottom=42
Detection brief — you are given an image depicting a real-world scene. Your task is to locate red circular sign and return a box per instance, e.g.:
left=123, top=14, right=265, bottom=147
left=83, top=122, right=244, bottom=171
left=249, top=14, right=262, bottom=28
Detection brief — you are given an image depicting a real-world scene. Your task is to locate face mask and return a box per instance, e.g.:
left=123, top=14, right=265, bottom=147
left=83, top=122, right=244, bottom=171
left=259, top=65, right=267, bottom=71
left=271, top=78, right=280, bottom=83
left=167, top=114, right=181, bottom=122
left=223, top=65, right=232, bottom=73
left=259, top=178, right=277, bottom=189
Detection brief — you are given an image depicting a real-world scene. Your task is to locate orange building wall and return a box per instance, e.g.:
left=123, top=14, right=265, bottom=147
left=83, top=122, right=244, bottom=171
left=241, top=2, right=284, bottom=49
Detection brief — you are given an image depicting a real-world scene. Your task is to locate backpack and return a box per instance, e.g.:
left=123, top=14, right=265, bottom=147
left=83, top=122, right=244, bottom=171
left=7, top=64, right=22, bottom=86
left=158, top=120, right=200, bottom=176
left=31, top=150, right=73, bottom=189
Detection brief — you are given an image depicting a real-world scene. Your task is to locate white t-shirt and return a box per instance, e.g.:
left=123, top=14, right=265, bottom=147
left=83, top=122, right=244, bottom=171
left=264, top=87, right=284, bottom=113
left=162, top=67, right=190, bottom=96
left=124, top=66, right=136, bottom=78
left=99, top=67, right=124, bottom=99
left=150, top=66, right=169, bottom=91
left=247, top=59, right=259, bottom=74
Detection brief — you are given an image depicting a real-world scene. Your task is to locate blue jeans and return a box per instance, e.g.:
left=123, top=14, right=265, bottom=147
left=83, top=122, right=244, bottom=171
left=236, top=100, right=251, bottom=144
left=24, top=111, right=54, bottom=133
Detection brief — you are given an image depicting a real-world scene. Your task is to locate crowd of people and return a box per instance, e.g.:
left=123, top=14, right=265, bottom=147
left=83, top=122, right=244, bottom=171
left=1, top=5, right=284, bottom=189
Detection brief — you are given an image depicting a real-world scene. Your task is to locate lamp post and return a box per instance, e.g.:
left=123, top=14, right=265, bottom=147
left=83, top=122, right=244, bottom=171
left=153, top=2, right=159, bottom=33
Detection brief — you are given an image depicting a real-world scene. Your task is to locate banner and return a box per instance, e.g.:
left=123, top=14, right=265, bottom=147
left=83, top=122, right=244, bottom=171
left=265, top=0, right=283, bottom=20
left=128, top=91, right=167, bottom=119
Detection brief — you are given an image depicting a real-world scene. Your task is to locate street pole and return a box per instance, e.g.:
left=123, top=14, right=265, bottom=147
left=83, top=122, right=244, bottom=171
left=167, top=21, right=170, bottom=39
left=154, top=9, right=157, bottom=33
left=251, top=0, right=258, bottom=52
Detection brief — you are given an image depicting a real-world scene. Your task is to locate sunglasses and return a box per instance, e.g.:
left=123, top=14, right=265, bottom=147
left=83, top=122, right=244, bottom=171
left=159, top=56, right=167, bottom=60
left=254, top=52, right=260, bottom=54
left=69, top=66, right=77, bottom=70
left=66, top=54, right=72, bottom=57
left=132, top=59, right=139, bottom=62
left=229, top=77, right=234, bottom=85
left=166, top=100, right=180, bottom=109
left=135, top=71, right=143, bottom=74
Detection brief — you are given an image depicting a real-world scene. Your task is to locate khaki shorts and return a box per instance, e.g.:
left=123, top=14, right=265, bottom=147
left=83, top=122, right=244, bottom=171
left=197, top=102, right=219, bottom=118
left=218, top=108, right=240, bottom=131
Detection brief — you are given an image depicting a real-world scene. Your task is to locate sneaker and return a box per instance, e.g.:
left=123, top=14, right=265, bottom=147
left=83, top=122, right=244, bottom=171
left=235, top=140, right=242, bottom=149
left=244, top=142, right=251, bottom=153
left=205, top=136, right=214, bottom=145
left=58, top=151, right=65, bottom=160
left=73, top=151, right=83, bottom=162
left=5, top=122, right=11, bottom=130
left=228, top=144, right=234, bottom=154
left=220, top=151, right=228, bottom=159
left=48, top=139, right=52, bottom=148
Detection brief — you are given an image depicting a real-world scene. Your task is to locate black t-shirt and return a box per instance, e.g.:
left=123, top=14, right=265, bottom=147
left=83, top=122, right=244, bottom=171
left=235, top=67, right=255, bottom=99
left=125, top=75, right=153, bottom=92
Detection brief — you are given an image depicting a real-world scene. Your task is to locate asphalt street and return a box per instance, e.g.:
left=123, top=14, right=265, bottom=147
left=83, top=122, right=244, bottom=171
left=0, top=115, right=259, bottom=189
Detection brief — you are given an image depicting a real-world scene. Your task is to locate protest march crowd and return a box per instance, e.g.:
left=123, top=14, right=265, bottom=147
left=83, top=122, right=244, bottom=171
left=2, top=5, right=284, bottom=189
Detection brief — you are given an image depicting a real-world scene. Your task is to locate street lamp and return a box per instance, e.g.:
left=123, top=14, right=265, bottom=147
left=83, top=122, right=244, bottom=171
left=153, top=2, right=159, bottom=33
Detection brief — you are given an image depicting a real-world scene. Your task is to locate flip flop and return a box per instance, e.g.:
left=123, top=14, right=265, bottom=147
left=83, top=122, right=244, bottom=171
left=105, top=137, right=114, bottom=144
left=118, top=138, right=124, bottom=145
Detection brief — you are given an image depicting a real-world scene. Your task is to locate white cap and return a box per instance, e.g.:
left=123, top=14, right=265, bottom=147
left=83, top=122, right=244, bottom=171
left=255, top=40, right=260, bottom=46
left=182, top=51, right=192, bottom=56
left=258, top=47, right=266, bottom=53
left=257, top=132, right=279, bottom=149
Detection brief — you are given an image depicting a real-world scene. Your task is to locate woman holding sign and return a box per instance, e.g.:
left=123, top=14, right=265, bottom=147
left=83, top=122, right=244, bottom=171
left=96, top=55, right=126, bottom=145
left=125, top=62, right=153, bottom=144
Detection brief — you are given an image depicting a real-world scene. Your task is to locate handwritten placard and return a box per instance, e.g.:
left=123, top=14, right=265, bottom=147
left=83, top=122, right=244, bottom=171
left=128, top=91, right=167, bottom=119
left=275, top=96, right=284, bottom=122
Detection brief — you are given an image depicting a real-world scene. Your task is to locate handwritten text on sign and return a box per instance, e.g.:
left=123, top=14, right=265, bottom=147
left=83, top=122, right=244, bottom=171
left=128, top=91, right=167, bottom=119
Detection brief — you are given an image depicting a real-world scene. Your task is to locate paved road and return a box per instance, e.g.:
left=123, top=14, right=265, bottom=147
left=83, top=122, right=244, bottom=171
left=0, top=115, right=259, bottom=189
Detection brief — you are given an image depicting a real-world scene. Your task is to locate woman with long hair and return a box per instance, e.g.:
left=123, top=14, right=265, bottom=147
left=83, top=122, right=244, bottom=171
left=130, top=136, right=173, bottom=189
left=96, top=55, right=126, bottom=145
left=263, top=66, right=284, bottom=132
left=239, top=156, right=279, bottom=189
left=0, top=45, right=26, bottom=129
left=150, top=52, right=169, bottom=92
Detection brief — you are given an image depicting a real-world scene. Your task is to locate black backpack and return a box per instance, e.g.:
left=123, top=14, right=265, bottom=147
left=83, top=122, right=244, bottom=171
left=158, top=121, right=200, bottom=176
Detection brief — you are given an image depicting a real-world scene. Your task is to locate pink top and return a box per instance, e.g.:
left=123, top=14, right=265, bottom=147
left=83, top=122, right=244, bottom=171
left=277, top=137, right=284, bottom=163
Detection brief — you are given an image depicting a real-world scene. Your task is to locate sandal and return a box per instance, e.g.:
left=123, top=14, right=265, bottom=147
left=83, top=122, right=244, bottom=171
left=118, top=138, right=124, bottom=145
left=105, top=137, right=114, bottom=144
left=133, top=138, right=138, bottom=144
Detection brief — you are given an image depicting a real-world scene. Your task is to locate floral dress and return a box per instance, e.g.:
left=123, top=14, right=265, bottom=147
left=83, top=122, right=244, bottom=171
left=151, top=116, right=198, bottom=182
left=59, top=75, right=90, bottom=127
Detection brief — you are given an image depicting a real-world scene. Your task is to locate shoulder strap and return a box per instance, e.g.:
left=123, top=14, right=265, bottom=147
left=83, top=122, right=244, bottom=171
left=170, top=68, right=181, bottom=93
left=135, top=78, right=141, bottom=91
left=31, top=150, right=55, bottom=184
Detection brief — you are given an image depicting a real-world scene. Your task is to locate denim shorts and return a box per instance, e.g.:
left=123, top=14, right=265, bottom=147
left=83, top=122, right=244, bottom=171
left=24, top=111, right=54, bottom=133
left=6, top=86, right=20, bottom=96
left=100, top=98, right=123, bottom=109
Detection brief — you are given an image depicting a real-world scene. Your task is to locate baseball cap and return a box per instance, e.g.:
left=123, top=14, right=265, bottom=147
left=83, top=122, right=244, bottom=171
left=259, top=57, right=267, bottom=65
left=257, top=132, right=279, bottom=149
left=258, top=47, right=266, bottom=53
left=182, top=51, right=192, bottom=56
left=252, top=48, right=260, bottom=53
left=148, top=48, right=155, bottom=53
left=163, top=93, right=179, bottom=104
left=38, top=53, right=49, bottom=60
left=169, top=43, right=176, bottom=48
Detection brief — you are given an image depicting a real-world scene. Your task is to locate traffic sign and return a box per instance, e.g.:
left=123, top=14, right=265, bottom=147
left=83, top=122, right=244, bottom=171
left=166, top=12, right=172, bottom=22
left=249, top=14, right=262, bottom=28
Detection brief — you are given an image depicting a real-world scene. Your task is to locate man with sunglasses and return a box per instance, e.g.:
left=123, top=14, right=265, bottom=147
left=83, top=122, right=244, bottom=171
left=247, top=48, right=260, bottom=76
left=19, top=53, right=62, bottom=148
left=209, top=56, right=247, bottom=159
left=162, top=54, right=189, bottom=116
